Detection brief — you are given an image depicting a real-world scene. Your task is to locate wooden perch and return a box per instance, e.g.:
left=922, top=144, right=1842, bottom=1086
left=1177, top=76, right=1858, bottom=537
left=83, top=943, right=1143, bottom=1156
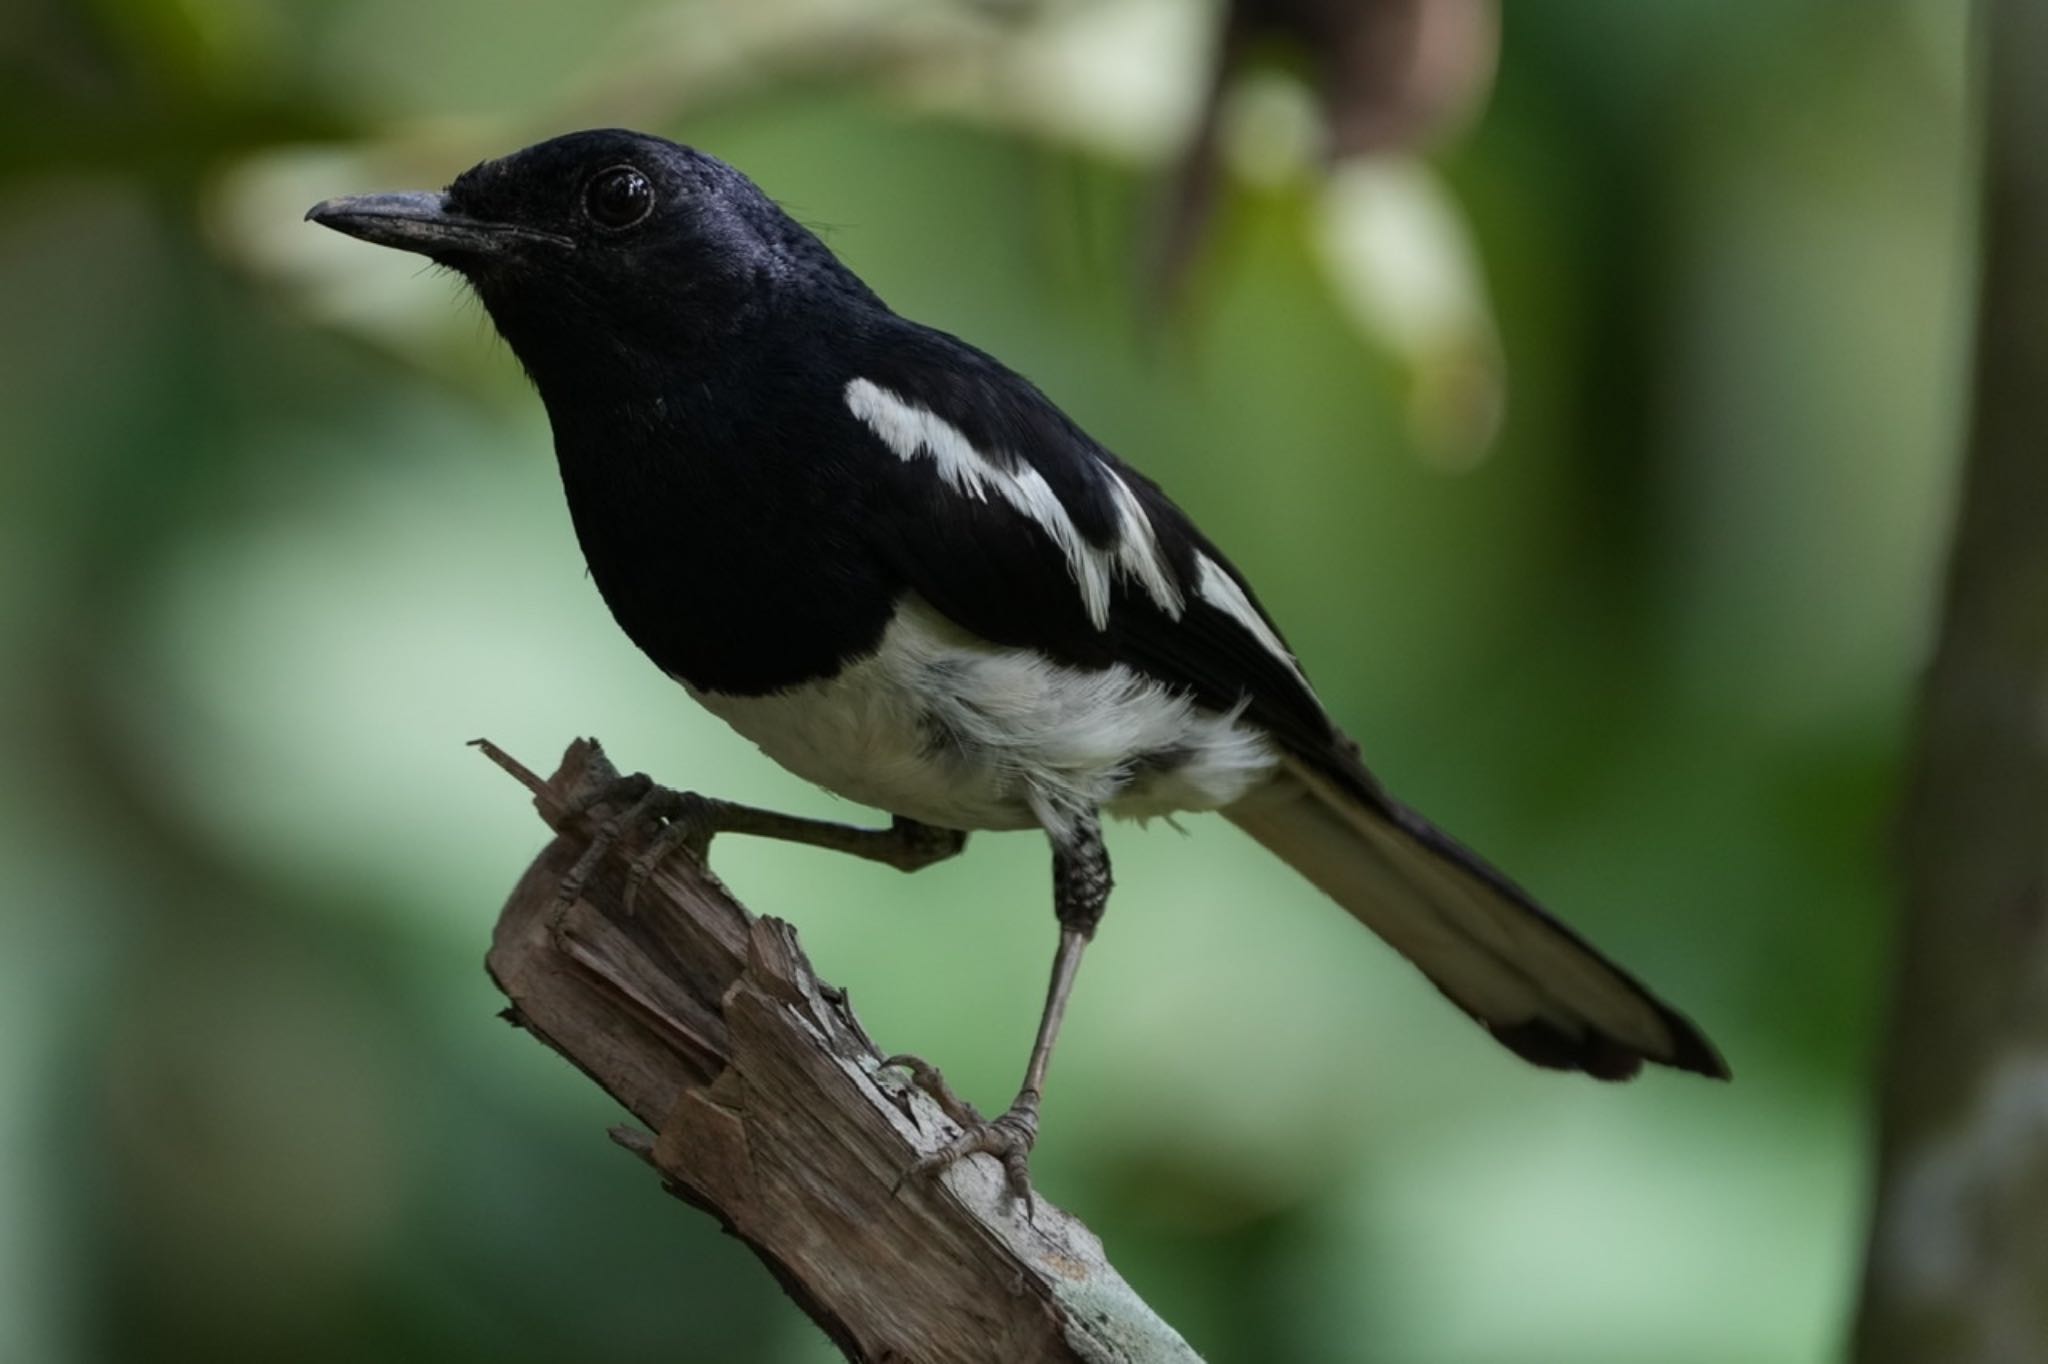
left=478, top=738, right=1202, bottom=1364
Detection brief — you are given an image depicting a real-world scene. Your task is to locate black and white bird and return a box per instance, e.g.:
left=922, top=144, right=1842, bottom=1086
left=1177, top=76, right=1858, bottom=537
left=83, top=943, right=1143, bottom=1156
left=308, top=129, right=1727, bottom=1194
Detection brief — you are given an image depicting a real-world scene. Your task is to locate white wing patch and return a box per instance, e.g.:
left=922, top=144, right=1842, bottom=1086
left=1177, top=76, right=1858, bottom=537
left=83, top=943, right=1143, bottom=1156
left=1103, top=469, right=1184, bottom=619
left=846, top=378, right=1181, bottom=629
left=1194, top=553, right=1310, bottom=689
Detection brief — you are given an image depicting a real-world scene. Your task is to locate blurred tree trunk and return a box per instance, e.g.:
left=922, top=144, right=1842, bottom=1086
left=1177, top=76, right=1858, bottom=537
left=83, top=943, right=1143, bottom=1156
left=1852, top=2, right=2048, bottom=1360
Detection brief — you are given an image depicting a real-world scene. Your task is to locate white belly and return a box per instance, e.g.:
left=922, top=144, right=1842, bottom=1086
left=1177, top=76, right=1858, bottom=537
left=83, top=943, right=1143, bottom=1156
left=684, top=599, right=1279, bottom=836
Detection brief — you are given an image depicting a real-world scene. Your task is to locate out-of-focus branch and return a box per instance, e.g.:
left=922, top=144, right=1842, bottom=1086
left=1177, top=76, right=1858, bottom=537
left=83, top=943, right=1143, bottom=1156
left=1151, top=0, right=1498, bottom=304
left=479, top=738, right=1202, bottom=1364
left=1852, top=2, right=2048, bottom=1358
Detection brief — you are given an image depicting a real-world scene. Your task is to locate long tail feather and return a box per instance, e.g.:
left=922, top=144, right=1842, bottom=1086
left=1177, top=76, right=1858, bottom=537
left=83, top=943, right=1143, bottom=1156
left=1227, top=758, right=1727, bottom=1080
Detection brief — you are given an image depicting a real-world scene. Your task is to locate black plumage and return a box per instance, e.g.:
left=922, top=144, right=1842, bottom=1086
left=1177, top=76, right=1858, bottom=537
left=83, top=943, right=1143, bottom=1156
left=308, top=129, right=1727, bottom=1194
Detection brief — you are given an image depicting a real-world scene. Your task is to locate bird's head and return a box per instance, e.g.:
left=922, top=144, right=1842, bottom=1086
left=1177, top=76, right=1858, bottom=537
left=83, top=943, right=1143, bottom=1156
left=307, top=129, right=865, bottom=383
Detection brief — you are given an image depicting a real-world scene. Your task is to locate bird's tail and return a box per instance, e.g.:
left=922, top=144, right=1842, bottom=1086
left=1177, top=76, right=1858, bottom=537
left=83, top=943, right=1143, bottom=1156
left=1226, top=757, right=1727, bottom=1080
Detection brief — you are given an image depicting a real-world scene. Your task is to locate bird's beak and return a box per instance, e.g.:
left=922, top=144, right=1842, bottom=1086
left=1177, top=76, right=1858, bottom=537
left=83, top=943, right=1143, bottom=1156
left=305, top=191, right=564, bottom=257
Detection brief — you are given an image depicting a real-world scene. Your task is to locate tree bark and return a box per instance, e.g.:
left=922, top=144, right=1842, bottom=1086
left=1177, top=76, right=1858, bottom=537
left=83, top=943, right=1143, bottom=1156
left=478, top=738, right=1202, bottom=1364
left=1852, top=3, right=2048, bottom=1360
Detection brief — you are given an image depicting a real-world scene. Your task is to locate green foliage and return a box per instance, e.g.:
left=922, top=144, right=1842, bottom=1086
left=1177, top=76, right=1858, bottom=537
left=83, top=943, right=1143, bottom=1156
left=0, top=1, right=1969, bottom=1359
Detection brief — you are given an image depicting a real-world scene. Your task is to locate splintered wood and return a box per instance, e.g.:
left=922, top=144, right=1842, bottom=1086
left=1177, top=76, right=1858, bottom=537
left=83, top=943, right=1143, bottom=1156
left=481, top=738, right=1201, bottom=1364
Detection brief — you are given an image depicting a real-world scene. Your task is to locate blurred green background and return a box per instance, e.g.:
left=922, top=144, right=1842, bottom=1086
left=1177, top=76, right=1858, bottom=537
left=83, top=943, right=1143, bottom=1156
left=1, top=1, right=1972, bottom=1360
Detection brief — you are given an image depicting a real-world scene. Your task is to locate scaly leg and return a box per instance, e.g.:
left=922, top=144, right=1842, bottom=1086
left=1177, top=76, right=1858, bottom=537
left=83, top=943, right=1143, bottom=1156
left=557, top=774, right=968, bottom=911
left=890, top=811, right=1111, bottom=1207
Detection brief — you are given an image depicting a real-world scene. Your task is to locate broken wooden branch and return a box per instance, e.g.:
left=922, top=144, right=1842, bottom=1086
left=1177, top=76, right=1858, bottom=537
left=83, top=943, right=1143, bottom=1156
left=478, top=737, right=1202, bottom=1364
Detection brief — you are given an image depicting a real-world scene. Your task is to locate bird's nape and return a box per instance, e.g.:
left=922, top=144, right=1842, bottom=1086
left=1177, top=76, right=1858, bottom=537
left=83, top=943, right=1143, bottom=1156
left=306, top=126, right=1728, bottom=1205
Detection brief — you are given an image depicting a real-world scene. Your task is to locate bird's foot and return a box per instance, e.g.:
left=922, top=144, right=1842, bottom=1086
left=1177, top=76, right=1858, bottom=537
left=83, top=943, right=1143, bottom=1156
left=885, top=1054, right=1040, bottom=1213
left=556, top=774, right=724, bottom=914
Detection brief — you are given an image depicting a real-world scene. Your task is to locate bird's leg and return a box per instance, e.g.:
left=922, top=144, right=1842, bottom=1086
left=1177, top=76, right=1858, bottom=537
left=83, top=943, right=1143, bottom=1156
left=556, top=772, right=967, bottom=912
left=890, top=812, right=1110, bottom=1209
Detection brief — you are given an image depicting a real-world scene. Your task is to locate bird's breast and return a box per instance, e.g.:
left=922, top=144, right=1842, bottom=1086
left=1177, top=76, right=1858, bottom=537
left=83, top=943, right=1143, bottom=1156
left=551, top=413, right=897, bottom=695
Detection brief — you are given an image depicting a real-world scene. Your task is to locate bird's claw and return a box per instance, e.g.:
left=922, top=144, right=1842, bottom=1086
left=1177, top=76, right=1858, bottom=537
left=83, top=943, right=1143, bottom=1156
left=553, top=775, right=720, bottom=915
left=912, top=1105, right=1040, bottom=1210
left=619, top=791, right=720, bottom=912
left=885, top=1054, right=1041, bottom=1215
left=882, top=1054, right=982, bottom=1128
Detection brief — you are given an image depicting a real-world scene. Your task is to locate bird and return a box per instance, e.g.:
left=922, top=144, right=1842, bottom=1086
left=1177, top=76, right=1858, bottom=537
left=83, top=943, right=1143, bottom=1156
left=307, top=128, right=1728, bottom=1197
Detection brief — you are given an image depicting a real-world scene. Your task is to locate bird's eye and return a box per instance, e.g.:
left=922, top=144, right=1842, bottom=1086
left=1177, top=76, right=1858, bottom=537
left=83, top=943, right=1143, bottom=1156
left=584, top=165, right=655, bottom=230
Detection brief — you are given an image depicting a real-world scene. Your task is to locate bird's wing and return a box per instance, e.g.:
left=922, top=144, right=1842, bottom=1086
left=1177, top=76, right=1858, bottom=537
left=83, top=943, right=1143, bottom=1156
left=841, top=333, right=1726, bottom=1082
left=842, top=332, right=1340, bottom=765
